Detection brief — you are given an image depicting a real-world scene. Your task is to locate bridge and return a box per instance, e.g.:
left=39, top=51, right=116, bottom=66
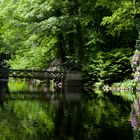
left=0, top=64, right=82, bottom=93
left=0, top=68, right=64, bottom=81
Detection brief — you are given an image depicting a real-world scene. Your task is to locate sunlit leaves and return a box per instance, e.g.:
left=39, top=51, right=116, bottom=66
left=8, top=37, right=57, bottom=69
left=0, top=0, right=80, bottom=68
left=101, top=1, right=140, bottom=35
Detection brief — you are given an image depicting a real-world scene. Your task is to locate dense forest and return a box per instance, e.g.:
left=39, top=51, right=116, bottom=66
left=0, top=0, right=140, bottom=87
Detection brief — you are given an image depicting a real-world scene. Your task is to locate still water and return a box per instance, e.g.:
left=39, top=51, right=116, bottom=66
left=0, top=79, right=139, bottom=140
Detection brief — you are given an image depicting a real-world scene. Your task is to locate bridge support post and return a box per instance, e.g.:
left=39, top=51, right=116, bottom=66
left=64, top=70, right=82, bottom=93
left=0, top=65, right=9, bottom=81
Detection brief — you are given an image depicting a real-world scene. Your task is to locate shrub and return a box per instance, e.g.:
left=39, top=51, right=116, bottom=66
left=83, top=47, right=133, bottom=85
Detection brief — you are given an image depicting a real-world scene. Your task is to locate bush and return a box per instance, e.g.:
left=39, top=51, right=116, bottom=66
left=112, top=79, right=137, bottom=90
left=83, top=47, right=133, bottom=85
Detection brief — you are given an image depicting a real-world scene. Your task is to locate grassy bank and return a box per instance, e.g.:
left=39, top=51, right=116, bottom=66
left=102, top=79, right=137, bottom=92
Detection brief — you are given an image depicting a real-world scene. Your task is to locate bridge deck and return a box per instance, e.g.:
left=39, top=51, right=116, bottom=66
left=0, top=69, right=64, bottom=80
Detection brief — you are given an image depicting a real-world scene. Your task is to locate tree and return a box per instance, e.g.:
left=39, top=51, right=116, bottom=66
left=0, top=0, right=139, bottom=85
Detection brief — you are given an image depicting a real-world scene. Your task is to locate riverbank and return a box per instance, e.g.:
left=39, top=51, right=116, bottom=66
left=84, top=79, right=137, bottom=92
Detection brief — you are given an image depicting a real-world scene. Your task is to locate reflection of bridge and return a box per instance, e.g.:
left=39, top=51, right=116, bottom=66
left=0, top=69, right=64, bottom=80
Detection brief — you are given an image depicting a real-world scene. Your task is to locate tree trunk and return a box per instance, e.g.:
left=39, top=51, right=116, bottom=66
left=68, top=1, right=75, bottom=55
left=57, top=33, right=66, bottom=63
left=73, top=0, right=84, bottom=66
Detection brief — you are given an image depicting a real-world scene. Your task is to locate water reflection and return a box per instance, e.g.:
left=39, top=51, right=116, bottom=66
left=0, top=100, right=54, bottom=140
left=131, top=95, right=140, bottom=129
left=54, top=88, right=81, bottom=140
left=0, top=80, right=136, bottom=140
left=130, top=93, right=140, bottom=140
left=0, top=79, right=9, bottom=106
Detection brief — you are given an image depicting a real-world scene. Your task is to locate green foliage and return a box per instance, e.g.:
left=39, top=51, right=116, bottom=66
left=8, top=79, right=28, bottom=92
left=101, top=1, right=140, bottom=36
left=80, top=93, right=131, bottom=139
left=0, top=0, right=88, bottom=67
left=0, top=0, right=139, bottom=88
left=111, top=90, right=136, bottom=102
left=112, top=79, right=137, bottom=90
left=94, top=81, right=104, bottom=89
left=0, top=100, right=54, bottom=139
left=83, top=48, right=133, bottom=85
left=8, top=37, right=57, bottom=69
left=0, top=0, right=66, bottom=68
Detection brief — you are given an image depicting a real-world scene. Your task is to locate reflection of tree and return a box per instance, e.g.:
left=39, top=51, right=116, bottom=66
left=0, top=84, right=134, bottom=140
left=130, top=95, right=140, bottom=140
left=53, top=92, right=132, bottom=140
left=81, top=94, right=132, bottom=140
left=0, top=100, right=54, bottom=140
left=53, top=92, right=82, bottom=140
left=131, top=96, right=140, bottom=129
left=0, top=80, right=9, bottom=106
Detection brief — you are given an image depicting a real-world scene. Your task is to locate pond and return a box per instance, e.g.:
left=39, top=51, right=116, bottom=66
left=0, top=79, right=139, bottom=140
